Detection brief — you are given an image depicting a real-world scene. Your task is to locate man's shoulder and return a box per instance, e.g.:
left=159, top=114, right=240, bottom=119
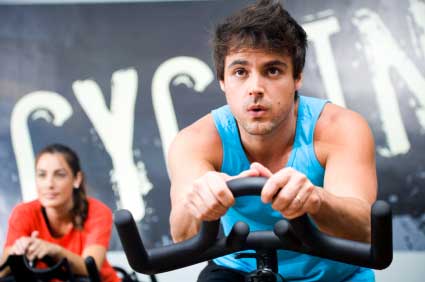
left=175, top=114, right=221, bottom=148
left=169, top=114, right=222, bottom=169
left=316, top=103, right=373, bottom=144
left=314, top=104, right=374, bottom=165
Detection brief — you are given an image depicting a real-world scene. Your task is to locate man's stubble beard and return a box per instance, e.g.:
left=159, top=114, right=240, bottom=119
left=240, top=119, right=276, bottom=136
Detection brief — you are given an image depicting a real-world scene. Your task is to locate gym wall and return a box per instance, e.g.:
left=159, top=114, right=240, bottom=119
left=0, top=0, right=424, bottom=272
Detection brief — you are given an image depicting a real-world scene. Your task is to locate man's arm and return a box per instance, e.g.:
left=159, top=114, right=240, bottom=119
left=168, top=115, right=223, bottom=242
left=311, top=104, right=377, bottom=242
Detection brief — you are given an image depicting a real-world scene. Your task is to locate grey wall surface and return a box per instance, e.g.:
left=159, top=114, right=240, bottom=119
left=0, top=0, right=424, bottom=279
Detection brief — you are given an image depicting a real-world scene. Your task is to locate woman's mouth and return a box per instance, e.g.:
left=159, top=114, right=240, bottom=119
left=44, top=193, right=59, bottom=199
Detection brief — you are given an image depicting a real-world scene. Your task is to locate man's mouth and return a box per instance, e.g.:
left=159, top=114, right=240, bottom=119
left=247, top=105, right=267, bottom=117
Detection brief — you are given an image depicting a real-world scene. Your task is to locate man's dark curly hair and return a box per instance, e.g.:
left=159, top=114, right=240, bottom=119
left=212, top=0, right=307, bottom=81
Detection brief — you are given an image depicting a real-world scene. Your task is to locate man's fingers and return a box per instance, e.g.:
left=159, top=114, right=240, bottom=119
left=227, top=168, right=259, bottom=181
left=250, top=162, right=273, bottom=177
left=270, top=175, right=304, bottom=210
left=207, top=174, right=234, bottom=207
left=237, top=168, right=260, bottom=178
left=261, top=170, right=291, bottom=203
left=187, top=178, right=224, bottom=221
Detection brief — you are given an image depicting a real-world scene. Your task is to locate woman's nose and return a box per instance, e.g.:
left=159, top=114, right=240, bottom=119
left=44, top=175, right=55, bottom=189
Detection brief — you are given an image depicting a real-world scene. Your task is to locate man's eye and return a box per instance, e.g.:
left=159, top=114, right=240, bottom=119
left=268, top=68, right=281, bottom=76
left=235, top=69, right=246, bottom=77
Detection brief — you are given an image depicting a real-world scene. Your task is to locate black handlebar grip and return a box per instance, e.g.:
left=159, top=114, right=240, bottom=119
left=371, top=201, right=393, bottom=269
left=287, top=201, right=392, bottom=269
left=114, top=209, right=220, bottom=274
left=114, top=210, right=149, bottom=270
left=226, top=177, right=267, bottom=196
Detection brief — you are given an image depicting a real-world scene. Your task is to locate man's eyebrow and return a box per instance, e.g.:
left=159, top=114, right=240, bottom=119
left=227, top=59, right=288, bottom=69
left=227, top=59, right=249, bottom=69
left=264, top=60, right=288, bottom=68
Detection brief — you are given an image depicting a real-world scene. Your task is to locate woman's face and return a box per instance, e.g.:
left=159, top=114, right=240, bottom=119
left=35, top=153, right=81, bottom=210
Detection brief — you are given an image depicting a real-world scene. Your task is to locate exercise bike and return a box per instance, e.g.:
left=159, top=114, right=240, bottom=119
left=114, top=177, right=393, bottom=281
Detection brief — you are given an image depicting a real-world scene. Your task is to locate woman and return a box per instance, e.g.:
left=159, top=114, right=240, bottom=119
left=0, top=144, right=120, bottom=282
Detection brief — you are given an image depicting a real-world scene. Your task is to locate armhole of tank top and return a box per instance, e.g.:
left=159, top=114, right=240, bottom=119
left=211, top=109, right=226, bottom=172
left=310, top=101, right=329, bottom=171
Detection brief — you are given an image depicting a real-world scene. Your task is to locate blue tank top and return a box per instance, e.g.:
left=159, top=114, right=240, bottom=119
left=211, top=95, right=374, bottom=281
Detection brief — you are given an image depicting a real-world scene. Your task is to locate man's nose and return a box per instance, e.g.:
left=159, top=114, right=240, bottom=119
left=248, top=73, right=265, bottom=97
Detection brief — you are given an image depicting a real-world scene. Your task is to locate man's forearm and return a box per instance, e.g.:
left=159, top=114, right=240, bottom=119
left=311, top=188, right=372, bottom=243
left=170, top=203, right=202, bottom=243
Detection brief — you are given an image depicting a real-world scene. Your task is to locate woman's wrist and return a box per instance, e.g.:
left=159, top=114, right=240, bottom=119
left=50, top=243, right=63, bottom=259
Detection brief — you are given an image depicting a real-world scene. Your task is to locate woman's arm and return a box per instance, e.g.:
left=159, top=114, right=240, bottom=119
left=0, top=247, right=11, bottom=277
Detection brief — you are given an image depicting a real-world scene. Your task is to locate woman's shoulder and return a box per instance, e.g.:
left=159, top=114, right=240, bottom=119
left=8, top=200, right=43, bottom=229
left=11, top=199, right=41, bottom=215
left=86, top=197, right=112, bottom=215
left=84, top=197, right=113, bottom=228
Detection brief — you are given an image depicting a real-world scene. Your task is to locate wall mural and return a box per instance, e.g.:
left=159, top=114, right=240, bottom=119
left=0, top=0, right=424, bottom=251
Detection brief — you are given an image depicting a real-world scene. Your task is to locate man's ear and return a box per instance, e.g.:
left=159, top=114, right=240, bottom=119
left=219, top=80, right=225, bottom=92
left=295, top=72, right=303, bottom=91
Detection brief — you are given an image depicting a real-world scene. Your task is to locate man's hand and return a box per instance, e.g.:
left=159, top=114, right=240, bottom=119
left=184, top=168, right=260, bottom=221
left=252, top=162, right=323, bottom=219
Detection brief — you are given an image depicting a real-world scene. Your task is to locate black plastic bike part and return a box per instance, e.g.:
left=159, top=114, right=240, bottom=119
left=3, top=255, right=75, bottom=282
left=1, top=255, right=33, bottom=281
left=245, top=268, right=286, bottom=282
left=85, top=256, right=101, bottom=282
left=114, top=177, right=393, bottom=274
left=115, top=208, right=220, bottom=274
left=235, top=250, right=278, bottom=273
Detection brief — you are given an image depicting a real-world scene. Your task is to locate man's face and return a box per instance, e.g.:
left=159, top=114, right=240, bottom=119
left=220, top=48, right=303, bottom=136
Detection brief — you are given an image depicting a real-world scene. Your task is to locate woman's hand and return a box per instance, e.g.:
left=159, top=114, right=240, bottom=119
left=8, top=231, right=39, bottom=256
left=25, top=231, right=62, bottom=261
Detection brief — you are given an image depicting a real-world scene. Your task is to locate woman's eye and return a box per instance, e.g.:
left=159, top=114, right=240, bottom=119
left=54, top=170, right=68, bottom=178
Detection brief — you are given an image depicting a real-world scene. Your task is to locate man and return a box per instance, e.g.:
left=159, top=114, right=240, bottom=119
left=168, top=0, right=377, bottom=281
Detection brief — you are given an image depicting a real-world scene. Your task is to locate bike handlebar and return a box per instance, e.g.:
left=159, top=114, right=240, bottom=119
left=114, top=177, right=393, bottom=275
